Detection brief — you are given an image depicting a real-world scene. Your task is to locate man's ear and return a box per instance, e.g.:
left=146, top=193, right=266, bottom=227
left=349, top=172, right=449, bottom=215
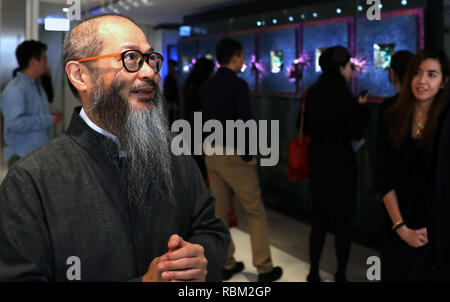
left=65, top=61, right=90, bottom=94
left=28, top=57, right=37, bottom=69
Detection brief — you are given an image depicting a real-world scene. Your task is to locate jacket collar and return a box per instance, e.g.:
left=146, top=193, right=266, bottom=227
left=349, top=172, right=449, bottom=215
left=65, top=106, right=121, bottom=160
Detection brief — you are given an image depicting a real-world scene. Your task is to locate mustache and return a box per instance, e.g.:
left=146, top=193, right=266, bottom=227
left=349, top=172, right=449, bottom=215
left=129, top=79, right=158, bottom=93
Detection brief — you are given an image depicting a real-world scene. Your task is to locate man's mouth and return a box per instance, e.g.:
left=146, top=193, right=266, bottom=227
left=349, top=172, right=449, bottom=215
left=130, top=88, right=155, bottom=101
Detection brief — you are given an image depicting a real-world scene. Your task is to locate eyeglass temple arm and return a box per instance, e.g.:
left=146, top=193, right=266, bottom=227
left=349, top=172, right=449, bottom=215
left=75, top=53, right=121, bottom=63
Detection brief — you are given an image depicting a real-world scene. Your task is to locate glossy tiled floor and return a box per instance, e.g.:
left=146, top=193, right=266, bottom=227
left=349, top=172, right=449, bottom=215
left=0, top=163, right=380, bottom=282
left=230, top=200, right=381, bottom=282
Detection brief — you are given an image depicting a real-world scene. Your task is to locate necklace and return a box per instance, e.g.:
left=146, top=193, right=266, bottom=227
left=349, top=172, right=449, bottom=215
left=415, top=122, right=425, bottom=137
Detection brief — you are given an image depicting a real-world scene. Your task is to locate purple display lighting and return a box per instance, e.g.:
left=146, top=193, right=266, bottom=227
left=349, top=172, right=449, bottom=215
left=250, top=55, right=267, bottom=78
left=188, top=58, right=197, bottom=69
left=350, top=56, right=368, bottom=73
left=286, top=52, right=312, bottom=82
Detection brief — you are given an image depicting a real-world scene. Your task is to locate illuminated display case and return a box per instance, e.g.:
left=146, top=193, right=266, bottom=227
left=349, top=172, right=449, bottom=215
left=259, top=25, right=300, bottom=95
left=356, top=9, right=424, bottom=98
left=230, top=31, right=258, bottom=92
left=302, top=17, right=352, bottom=91
left=198, top=36, right=222, bottom=64
left=177, top=38, right=198, bottom=89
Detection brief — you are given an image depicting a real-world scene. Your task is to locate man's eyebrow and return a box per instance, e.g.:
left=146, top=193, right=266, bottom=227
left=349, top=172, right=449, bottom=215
left=119, top=44, right=153, bottom=53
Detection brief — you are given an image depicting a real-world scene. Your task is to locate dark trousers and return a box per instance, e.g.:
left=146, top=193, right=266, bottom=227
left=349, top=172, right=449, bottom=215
left=309, top=208, right=352, bottom=277
left=308, top=147, right=356, bottom=278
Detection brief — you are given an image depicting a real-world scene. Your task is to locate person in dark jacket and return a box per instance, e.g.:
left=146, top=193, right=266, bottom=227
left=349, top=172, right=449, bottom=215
left=0, top=14, right=229, bottom=282
left=376, top=49, right=449, bottom=281
left=199, top=38, right=282, bottom=282
left=183, top=57, right=215, bottom=179
left=380, top=50, right=414, bottom=111
left=408, top=82, right=450, bottom=282
left=429, top=86, right=450, bottom=280
left=304, top=45, right=370, bottom=282
left=163, top=59, right=179, bottom=126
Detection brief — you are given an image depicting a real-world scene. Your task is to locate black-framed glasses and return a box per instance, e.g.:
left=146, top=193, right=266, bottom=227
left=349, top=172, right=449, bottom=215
left=76, top=49, right=165, bottom=73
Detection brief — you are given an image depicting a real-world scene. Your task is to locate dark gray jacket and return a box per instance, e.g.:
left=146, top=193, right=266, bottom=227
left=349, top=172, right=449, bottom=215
left=0, top=106, right=229, bottom=282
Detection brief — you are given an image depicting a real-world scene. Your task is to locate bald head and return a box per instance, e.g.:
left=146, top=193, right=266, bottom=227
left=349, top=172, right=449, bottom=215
left=63, top=14, right=139, bottom=98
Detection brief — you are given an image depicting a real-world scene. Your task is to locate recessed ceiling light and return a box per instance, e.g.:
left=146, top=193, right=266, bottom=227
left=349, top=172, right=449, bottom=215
left=141, top=0, right=154, bottom=5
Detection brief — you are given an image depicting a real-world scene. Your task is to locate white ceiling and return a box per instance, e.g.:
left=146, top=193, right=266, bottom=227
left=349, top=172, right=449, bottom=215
left=39, top=0, right=257, bottom=25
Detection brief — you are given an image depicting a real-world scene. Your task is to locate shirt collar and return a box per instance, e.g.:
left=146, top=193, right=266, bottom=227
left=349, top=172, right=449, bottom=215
left=17, top=71, right=36, bottom=85
left=79, top=108, right=127, bottom=157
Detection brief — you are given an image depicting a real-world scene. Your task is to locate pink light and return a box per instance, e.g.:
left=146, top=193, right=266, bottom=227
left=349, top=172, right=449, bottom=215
left=250, top=55, right=266, bottom=78
left=350, top=56, right=368, bottom=73
left=286, top=52, right=312, bottom=82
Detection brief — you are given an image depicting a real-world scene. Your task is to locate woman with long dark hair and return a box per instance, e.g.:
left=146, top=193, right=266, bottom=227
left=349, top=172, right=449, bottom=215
left=376, top=49, right=449, bottom=281
left=183, top=57, right=215, bottom=179
left=304, top=46, right=370, bottom=282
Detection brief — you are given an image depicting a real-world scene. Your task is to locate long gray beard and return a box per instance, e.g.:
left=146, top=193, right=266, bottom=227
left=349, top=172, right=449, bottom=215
left=88, top=78, right=175, bottom=211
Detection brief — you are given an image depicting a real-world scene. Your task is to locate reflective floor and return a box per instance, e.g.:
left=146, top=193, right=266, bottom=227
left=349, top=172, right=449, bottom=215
left=230, top=200, right=380, bottom=282
left=0, top=164, right=380, bottom=282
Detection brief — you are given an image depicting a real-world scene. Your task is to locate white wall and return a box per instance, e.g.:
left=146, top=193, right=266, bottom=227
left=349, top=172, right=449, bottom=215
left=0, top=0, right=26, bottom=90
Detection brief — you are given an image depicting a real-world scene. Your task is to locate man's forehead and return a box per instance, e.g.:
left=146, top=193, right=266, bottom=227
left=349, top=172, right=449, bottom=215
left=97, top=19, right=151, bottom=52
left=118, top=44, right=153, bottom=53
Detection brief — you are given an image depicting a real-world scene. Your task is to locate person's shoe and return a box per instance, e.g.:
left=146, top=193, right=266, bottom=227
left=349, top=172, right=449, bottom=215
left=306, top=272, right=322, bottom=282
left=258, top=266, right=283, bottom=282
left=222, top=262, right=245, bottom=281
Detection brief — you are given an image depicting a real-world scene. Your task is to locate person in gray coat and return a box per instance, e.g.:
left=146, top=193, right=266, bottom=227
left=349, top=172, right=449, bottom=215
left=0, top=14, right=229, bottom=282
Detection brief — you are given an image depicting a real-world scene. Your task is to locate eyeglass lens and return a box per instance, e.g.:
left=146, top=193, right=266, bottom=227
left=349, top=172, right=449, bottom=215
left=123, top=50, right=163, bottom=73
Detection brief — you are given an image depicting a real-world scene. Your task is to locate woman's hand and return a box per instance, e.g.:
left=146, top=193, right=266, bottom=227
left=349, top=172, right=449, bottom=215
left=358, top=94, right=368, bottom=104
left=396, top=226, right=428, bottom=248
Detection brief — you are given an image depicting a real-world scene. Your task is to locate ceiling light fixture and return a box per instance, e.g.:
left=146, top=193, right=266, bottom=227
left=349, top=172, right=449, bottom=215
left=141, top=0, right=154, bottom=5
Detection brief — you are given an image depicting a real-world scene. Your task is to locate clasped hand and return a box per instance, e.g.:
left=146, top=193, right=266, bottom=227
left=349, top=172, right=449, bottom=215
left=397, top=226, right=428, bottom=248
left=143, top=234, right=208, bottom=282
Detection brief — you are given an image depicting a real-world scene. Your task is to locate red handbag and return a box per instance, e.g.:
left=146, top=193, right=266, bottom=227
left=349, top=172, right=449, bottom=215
left=287, top=89, right=310, bottom=180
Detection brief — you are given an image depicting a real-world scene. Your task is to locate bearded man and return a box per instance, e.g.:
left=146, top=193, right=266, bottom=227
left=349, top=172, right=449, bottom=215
left=0, top=14, right=229, bottom=282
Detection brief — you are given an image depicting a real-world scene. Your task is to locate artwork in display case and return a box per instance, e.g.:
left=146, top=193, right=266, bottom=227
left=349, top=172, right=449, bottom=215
left=270, top=50, right=283, bottom=74
left=373, top=43, right=395, bottom=70
left=259, top=26, right=299, bottom=94
left=231, top=32, right=257, bottom=91
left=315, top=47, right=327, bottom=72
left=181, top=56, right=192, bottom=73
left=302, top=20, right=349, bottom=89
left=198, top=37, right=222, bottom=64
left=177, top=39, right=198, bottom=87
left=356, top=9, right=423, bottom=97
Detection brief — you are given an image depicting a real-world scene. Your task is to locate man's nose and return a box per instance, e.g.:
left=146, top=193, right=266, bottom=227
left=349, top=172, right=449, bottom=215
left=138, top=60, right=156, bottom=80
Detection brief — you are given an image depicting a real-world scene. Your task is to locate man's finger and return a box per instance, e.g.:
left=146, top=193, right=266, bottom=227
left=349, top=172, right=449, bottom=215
left=161, top=268, right=206, bottom=282
left=158, top=255, right=207, bottom=272
left=166, top=244, right=204, bottom=260
left=168, top=234, right=185, bottom=251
